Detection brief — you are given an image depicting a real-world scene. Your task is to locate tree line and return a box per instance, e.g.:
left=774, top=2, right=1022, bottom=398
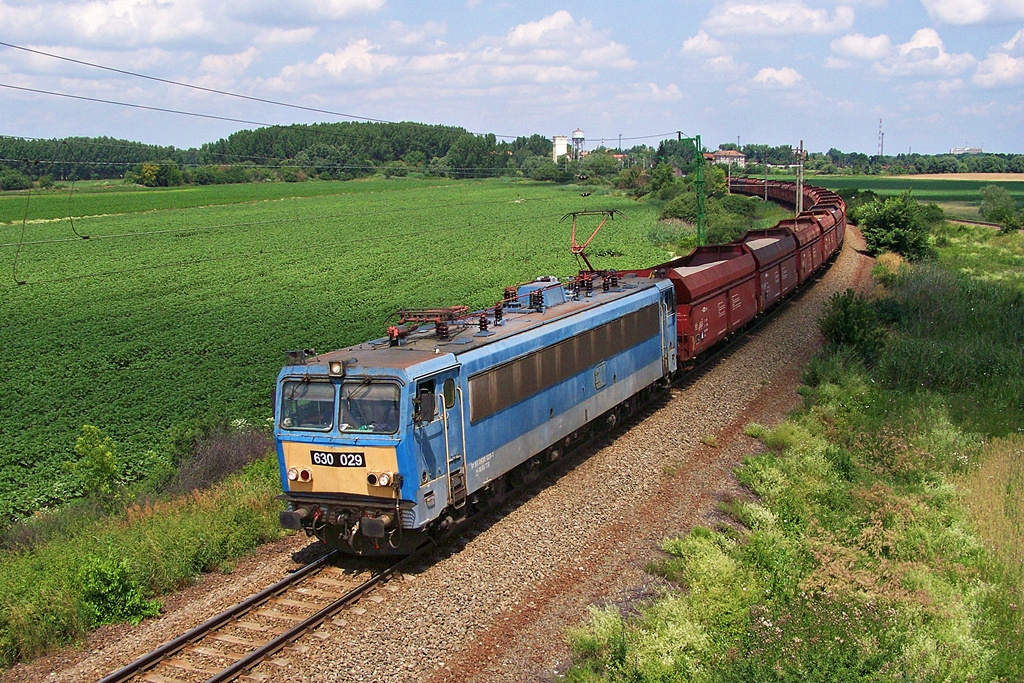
left=2, top=122, right=1024, bottom=191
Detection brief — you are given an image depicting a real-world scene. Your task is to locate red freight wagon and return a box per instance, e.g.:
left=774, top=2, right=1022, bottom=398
left=632, top=245, right=757, bottom=362
left=777, top=216, right=823, bottom=283
left=810, top=209, right=839, bottom=261
left=740, top=229, right=798, bottom=311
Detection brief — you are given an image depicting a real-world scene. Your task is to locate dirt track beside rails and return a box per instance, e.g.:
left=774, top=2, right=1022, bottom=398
left=4, top=228, right=874, bottom=683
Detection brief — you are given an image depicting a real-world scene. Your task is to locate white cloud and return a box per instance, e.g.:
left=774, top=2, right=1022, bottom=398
left=831, top=33, right=892, bottom=60
left=506, top=10, right=575, bottom=47
left=64, top=0, right=214, bottom=45
left=1002, top=28, right=1024, bottom=53
left=643, top=82, right=683, bottom=101
left=407, top=51, right=468, bottom=73
left=199, top=47, right=260, bottom=76
left=314, top=39, right=399, bottom=77
left=498, top=11, right=635, bottom=69
left=255, top=27, right=318, bottom=46
left=392, top=21, right=447, bottom=46
left=704, top=2, right=855, bottom=36
left=313, top=0, right=386, bottom=20
left=708, top=55, right=743, bottom=74
left=752, top=66, right=803, bottom=87
left=267, top=10, right=635, bottom=95
left=921, top=0, right=1024, bottom=25
left=875, top=28, right=975, bottom=77
left=974, top=52, right=1024, bottom=87
left=824, top=56, right=851, bottom=69
left=681, top=30, right=726, bottom=56
left=271, top=39, right=399, bottom=87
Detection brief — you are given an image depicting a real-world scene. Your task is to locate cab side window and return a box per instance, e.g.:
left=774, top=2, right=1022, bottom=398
left=414, top=380, right=436, bottom=423
left=443, top=378, right=456, bottom=409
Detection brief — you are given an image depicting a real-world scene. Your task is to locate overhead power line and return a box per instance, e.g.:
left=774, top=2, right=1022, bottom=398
left=0, top=40, right=682, bottom=145
left=0, top=41, right=392, bottom=125
left=0, top=83, right=277, bottom=128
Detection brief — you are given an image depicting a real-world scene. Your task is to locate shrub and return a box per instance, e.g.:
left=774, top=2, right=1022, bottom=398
left=818, top=289, right=887, bottom=363
left=78, top=553, right=161, bottom=627
left=70, top=425, right=121, bottom=507
left=0, top=169, right=32, bottom=191
left=165, top=424, right=273, bottom=494
left=872, top=252, right=909, bottom=288
left=858, top=191, right=936, bottom=260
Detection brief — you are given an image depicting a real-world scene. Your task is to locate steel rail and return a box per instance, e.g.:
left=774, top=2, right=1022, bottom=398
left=203, top=548, right=425, bottom=683
left=97, top=550, right=337, bottom=683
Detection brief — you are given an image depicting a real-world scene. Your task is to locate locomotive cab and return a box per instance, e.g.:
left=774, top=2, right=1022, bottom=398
left=275, top=350, right=467, bottom=554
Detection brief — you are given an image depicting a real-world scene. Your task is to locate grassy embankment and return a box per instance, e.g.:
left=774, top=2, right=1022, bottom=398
left=565, top=223, right=1024, bottom=680
left=0, top=177, right=670, bottom=667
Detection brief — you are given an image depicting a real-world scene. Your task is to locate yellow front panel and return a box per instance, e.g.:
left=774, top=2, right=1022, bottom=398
left=282, top=442, right=399, bottom=496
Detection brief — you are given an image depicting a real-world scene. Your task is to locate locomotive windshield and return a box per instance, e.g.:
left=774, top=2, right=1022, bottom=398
left=340, top=381, right=400, bottom=434
left=280, top=380, right=335, bottom=431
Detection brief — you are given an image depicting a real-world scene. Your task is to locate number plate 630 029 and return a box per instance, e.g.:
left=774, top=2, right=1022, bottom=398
left=310, top=450, right=365, bottom=467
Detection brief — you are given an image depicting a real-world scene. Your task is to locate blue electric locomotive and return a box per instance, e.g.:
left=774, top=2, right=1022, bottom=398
left=275, top=273, right=677, bottom=554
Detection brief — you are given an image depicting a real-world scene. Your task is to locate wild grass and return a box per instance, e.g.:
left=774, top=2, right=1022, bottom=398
left=0, top=453, right=283, bottom=666
left=566, top=233, right=1024, bottom=681
left=956, top=436, right=1024, bottom=674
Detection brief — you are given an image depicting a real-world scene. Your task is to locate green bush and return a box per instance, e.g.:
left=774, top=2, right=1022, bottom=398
left=818, top=289, right=887, bottom=363
left=0, top=169, right=32, bottom=191
left=78, top=553, right=160, bottom=627
left=858, top=191, right=937, bottom=260
left=69, top=425, right=121, bottom=507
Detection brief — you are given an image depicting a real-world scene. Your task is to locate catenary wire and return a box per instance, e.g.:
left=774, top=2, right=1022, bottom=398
left=0, top=41, right=683, bottom=144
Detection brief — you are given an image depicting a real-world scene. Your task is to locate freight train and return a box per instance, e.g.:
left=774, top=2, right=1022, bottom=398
left=274, top=178, right=845, bottom=554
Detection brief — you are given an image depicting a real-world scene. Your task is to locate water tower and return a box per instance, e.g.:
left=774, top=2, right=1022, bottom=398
left=571, top=128, right=585, bottom=160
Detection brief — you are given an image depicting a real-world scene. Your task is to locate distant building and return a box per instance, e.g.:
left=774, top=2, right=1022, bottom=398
left=950, top=146, right=984, bottom=155
left=552, top=136, right=568, bottom=161
left=712, top=149, right=746, bottom=167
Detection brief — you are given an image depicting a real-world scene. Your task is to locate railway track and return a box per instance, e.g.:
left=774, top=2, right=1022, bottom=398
left=97, top=549, right=422, bottom=683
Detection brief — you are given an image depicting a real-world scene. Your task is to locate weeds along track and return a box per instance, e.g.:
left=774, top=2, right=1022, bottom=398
left=97, top=550, right=419, bottom=683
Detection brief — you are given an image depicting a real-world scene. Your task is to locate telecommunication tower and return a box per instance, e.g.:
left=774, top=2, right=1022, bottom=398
left=877, top=119, right=884, bottom=157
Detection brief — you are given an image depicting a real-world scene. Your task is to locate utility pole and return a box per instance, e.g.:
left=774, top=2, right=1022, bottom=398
left=675, top=130, right=707, bottom=246
left=794, top=140, right=804, bottom=215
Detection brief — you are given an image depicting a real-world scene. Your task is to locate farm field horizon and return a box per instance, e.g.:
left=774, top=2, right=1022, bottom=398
left=784, top=172, right=1024, bottom=219
left=0, top=177, right=669, bottom=522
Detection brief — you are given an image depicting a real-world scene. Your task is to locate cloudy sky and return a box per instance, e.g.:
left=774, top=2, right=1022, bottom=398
left=1, top=0, right=1022, bottom=154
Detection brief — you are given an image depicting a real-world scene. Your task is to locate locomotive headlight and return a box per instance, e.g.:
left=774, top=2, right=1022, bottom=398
left=299, top=468, right=312, bottom=482
left=287, top=467, right=299, bottom=481
left=328, top=360, right=345, bottom=377
left=378, top=472, right=392, bottom=487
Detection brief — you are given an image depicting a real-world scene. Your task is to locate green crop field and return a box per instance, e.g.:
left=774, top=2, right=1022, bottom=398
left=0, top=178, right=668, bottom=521
left=0, top=179, right=401, bottom=224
